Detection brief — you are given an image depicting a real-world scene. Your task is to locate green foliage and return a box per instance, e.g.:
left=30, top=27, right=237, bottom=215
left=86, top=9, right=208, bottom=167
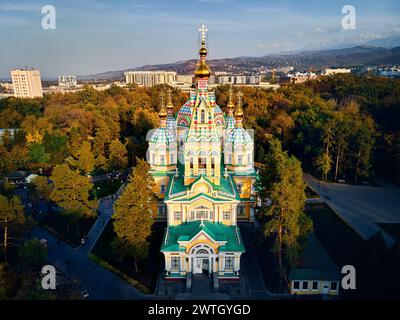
left=28, top=142, right=50, bottom=164
left=66, top=141, right=95, bottom=174
left=112, top=158, right=155, bottom=270
left=0, top=195, right=26, bottom=263
left=260, top=138, right=313, bottom=281
left=50, top=164, right=97, bottom=218
left=109, top=139, right=128, bottom=170
left=18, top=239, right=48, bottom=271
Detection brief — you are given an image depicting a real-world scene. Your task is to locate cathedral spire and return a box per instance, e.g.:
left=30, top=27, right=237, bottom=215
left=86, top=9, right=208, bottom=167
left=235, top=91, right=244, bottom=128
left=159, top=92, right=167, bottom=128
left=227, top=84, right=234, bottom=116
left=166, top=88, right=174, bottom=116
left=195, top=24, right=211, bottom=80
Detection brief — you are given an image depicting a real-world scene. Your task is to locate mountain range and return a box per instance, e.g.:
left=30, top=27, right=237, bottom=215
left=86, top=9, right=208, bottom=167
left=78, top=36, right=400, bottom=81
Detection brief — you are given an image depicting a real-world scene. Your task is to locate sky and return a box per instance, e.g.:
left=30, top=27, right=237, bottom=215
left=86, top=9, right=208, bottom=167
left=0, top=0, right=400, bottom=78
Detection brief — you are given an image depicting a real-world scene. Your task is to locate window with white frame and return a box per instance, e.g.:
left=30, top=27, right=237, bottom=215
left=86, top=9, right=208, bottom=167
left=237, top=183, right=243, bottom=194
left=237, top=155, right=243, bottom=165
left=223, top=211, right=230, bottom=220
left=171, top=257, right=180, bottom=272
left=247, top=153, right=251, bottom=164
left=293, top=281, right=300, bottom=290
left=312, top=281, right=319, bottom=290
left=330, top=282, right=338, bottom=291
left=174, top=211, right=181, bottom=220
left=302, top=281, right=309, bottom=290
left=170, top=154, right=175, bottom=164
left=225, top=256, right=234, bottom=271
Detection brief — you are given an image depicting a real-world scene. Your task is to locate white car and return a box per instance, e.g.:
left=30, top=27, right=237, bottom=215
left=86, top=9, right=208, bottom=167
left=80, top=289, right=89, bottom=299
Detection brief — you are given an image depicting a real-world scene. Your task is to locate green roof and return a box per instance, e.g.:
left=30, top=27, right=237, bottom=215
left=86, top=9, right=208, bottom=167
left=161, top=220, right=245, bottom=253
left=289, top=234, right=340, bottom=281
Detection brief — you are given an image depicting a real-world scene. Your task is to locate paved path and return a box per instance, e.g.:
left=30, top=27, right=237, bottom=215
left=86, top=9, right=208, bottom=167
left=304, top=174, right=400, bottom=246
left=30, top=194, right=146, bottom=300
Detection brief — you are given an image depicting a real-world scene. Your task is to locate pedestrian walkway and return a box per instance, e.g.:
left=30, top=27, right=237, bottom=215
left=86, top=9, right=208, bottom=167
left=303, top=173, right=399, bottom=247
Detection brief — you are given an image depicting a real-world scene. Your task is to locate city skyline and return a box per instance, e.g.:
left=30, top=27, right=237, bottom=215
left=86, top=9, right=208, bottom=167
left=1, top=0, right=400, bottom=78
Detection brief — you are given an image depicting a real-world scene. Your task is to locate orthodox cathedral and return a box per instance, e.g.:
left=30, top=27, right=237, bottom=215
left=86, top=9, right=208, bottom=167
left=147, top=25, right=258, bottom=280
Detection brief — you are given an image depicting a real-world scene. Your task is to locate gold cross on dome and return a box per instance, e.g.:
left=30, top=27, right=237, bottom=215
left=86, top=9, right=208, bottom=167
left=237, top=91, right=243, bottom=107
left=160, top=91, right=165, bottom=105
left=198, top=24, right=208, bottom=43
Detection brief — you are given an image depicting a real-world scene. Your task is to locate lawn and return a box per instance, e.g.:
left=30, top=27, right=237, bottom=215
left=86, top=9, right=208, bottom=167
left=39, top=210, right=96, bottom=247
left=91, top=180, right=123, bottom=199
left=91, top=220, right=164, bottom=293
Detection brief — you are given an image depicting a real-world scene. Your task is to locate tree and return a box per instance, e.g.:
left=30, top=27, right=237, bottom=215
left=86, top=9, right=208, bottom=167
left=260, top=138, right=312, bottom=288
left=18, top=239, right=48, bottom=271
left=28, top=142, right=50, bottom=165
left=0, top=195, right=26, bottom=265
left=109, top=139, right=128, bottom=170
left=0, top=263, right=14, bottom=299
left=314, top=152, right=332, bottom=182
left=66, top=141, right=95, bottom=174
left=50, top=164, right=97, bottom=219
left=112, top=158, right=155, bottom=272
left=32, top=175, right=52, bottom=200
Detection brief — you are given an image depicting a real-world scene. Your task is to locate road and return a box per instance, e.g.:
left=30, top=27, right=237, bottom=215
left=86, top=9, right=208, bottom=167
left=304, top=173, right=400, bottom=246
left=30, top=196, right=146, bottom=300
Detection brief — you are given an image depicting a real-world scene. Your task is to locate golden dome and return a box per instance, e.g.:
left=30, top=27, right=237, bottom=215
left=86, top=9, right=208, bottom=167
left=195, top=62, right=211, bottom=78
left=199, top=46, right=207, bottom=56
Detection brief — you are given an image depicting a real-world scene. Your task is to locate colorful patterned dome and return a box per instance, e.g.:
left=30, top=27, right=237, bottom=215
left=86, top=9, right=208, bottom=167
left=225, top=115, right=236, bottom=130
left=226, top=127, right=253, bottom=145
left=176, top=105, right=193, bottom=127
left=150, top=127, right=176, bottom=145
left=167, top=116, right=176, bottom=131
left=214, top=105, right=225, bottom=127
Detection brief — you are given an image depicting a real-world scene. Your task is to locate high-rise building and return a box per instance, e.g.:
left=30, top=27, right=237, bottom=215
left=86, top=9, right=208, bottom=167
left=58, top=75, right=77, bottom=87
left=11, top=68, right=43, bottom=98
left=148, top=25, right=258, bottom=282
left=124, top=71, right=177, bottom=87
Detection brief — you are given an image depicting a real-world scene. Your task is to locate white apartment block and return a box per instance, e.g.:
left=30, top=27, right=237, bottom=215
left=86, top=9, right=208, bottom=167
left=124, top=71, right=177, bottom=87
left=324, top=68, right=351, bottom=76
left=11, top=68, right=43, bottom=98
left=58, top=75, right=77, bottom=87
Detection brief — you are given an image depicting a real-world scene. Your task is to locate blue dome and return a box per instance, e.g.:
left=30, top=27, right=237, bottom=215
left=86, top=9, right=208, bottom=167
left=167, top=116, right=177, bottom=131
left=226, top=127, right=252, bottom=145
left=225, top=115, right=236, bottom=130
left=150, top=127, right=176, bottom=145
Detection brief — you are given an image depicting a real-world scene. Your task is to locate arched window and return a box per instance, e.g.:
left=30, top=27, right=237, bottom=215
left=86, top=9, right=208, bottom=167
left=201, top=110, right=205, bottom=123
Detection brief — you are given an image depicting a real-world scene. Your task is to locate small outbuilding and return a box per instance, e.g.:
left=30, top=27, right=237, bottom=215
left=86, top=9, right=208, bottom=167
left=289, top=234, right=341, bottom=296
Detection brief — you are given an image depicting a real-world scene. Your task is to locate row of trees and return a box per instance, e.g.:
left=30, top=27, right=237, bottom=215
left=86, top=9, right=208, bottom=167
left=0, top=84, right=188, bottom=178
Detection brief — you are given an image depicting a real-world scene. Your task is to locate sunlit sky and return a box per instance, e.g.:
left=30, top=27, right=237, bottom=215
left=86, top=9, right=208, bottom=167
left=1, top=0, right=400, bottom=78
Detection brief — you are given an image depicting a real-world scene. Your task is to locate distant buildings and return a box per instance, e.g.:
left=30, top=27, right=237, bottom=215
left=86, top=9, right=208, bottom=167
left=58, top=75, right=77, bottom=87
left=324, top=68, right=351, bottom=76
left=124, top=71, right=177, bottom=87
left=377, top=66, right=400, bottom=78
left=287, top=71, right=318, bottom=84
left=11, top=68, right=43, bottom=98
